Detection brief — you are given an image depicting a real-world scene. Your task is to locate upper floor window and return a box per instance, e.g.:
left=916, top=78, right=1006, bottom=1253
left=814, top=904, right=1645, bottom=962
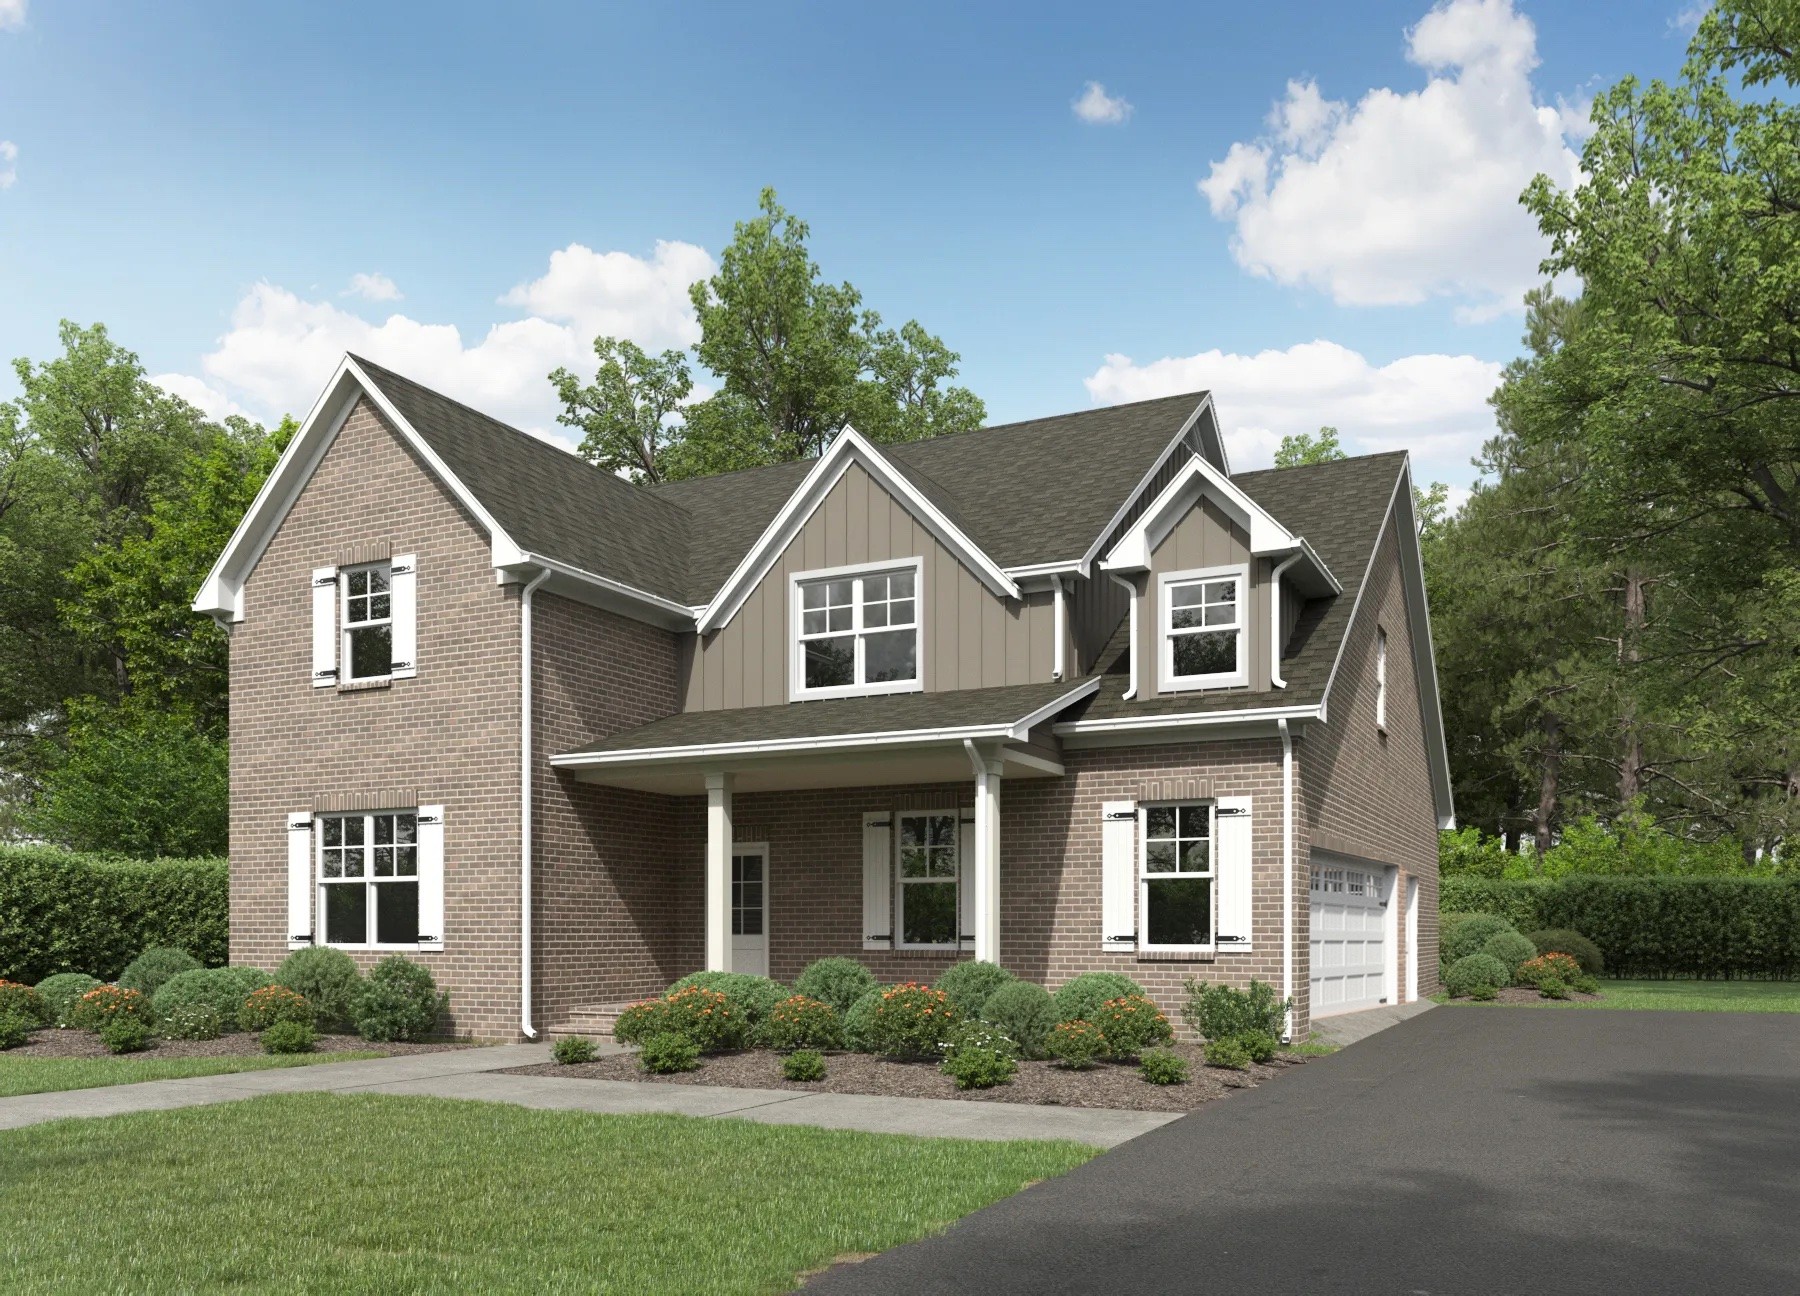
left=791, top=560, right=922, bottom=699
left=311, top=553, right=416, bottom=687
left=343, top=563, right=392, bottom=681
left=1159, top=563, right=1248, bottom=690
left=1375, top=626, right=1388, bottom=731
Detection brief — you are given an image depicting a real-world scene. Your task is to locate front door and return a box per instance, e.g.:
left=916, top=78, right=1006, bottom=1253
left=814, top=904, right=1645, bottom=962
left=730, top=845, right=769, bottom=977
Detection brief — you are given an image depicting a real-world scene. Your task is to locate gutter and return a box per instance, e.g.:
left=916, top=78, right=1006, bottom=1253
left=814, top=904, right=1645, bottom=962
left=1270, top=551, right=1304, bottom=689
left=1052, top=575, right=1067, bottom=682
left=1109, top=573, right=1139, bottom=700
left=518, top=567, right=553, bottom=1040
left=1279, top=717, right=1295, bottom=1043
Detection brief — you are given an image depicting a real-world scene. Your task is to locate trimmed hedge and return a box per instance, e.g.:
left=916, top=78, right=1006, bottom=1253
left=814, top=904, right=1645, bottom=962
left=0, top=846, right=227, bottom=983
left=1443, top=875, right=1800, bottom=979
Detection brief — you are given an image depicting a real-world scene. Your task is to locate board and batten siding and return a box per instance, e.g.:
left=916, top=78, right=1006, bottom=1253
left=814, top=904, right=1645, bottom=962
left=681, top=461, right=1057, bottom=709
left=1137, top=495, right=1278, bottom=698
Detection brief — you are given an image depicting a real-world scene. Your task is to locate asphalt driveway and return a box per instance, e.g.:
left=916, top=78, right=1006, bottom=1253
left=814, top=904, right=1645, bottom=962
left=811, top=1006, right=1800, bottom=1294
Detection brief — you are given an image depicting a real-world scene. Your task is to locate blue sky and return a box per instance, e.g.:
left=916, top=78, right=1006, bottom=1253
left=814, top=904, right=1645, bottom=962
left=0, top=0, right=1696, bottom=495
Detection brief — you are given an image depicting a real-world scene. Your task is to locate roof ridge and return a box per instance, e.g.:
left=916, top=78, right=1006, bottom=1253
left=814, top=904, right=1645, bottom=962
left=1234, top=449, right=1408, bottom=482
left=893, top=389, right=1209, bottom=451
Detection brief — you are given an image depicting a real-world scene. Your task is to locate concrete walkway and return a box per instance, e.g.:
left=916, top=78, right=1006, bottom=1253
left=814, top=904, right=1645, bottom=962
left=1309, top=998, right=1434, bottom=1048
left=0, top=1044, right=1175, bottom=1148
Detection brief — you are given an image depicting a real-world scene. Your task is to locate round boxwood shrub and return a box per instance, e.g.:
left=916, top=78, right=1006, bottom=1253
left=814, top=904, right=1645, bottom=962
left=152, top=967, right=273, bottom=1027
left=1443, top=915, right=1517, bottom=964
left=940, top=1043, right=1017, bottom=1090
left=1205, top=1035, right=1253, bottom=1070
left=979, top=980, right=1057, bottom=1059
left=1139, top=1048, right=1189, bottom=1085
left=552, top=1035, right=597, bottom=1065
left=934, top=961, right=1015, bottom=1019
left=70, top=985, right=152, bottom=1032
left=1481, top=930, right=1538, bottom=981
left=117, top=947, right=202, bottom=999
left=754, top=995, right=842, bottom=1052
left=665, top=972, right=787, bottom=1027
left=858, top=983, right=958, bottom=1059
left=1052, top=972, right=1146, bottom=1024
left=158, top=1002, right=222, bottom=1041
left=0, top=980, right=50, bottom=1026
left=0, top=1010, right=34, bottom=1049
left=34, top=973, right=101, bottom=1026
left=275, top=947, right=363, bottom=1029
left=350, top=956, right=443, bottom=1042
left=239, top=985, right=316, bottom=1033
left=842, top=985, right=891, bottom=1052
left=794, top=958, right=878, bottom=1016
left=638, top=1031, right=700, bottom=1074
left=99, top=1015, right=153, bottom=1054
left=1092, top=993, right=1174, bottom=1060
left=782, top=1049, right=827, bottom=1082
left=1525, top=929, right=1605, bottom=976
left=1443, top=952, right=1510, bottom=999
left=260, top=1020, right=316, bottom=1054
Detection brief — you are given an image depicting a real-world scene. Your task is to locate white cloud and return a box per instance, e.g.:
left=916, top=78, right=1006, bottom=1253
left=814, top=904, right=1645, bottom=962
left=0, top=140, right=16, bottom=190
left=161, top=240, right=716, bottom=438
left=1198, top=0, right=1582, bottom=317
left=343, top=272, right=403, bottom=302
left=1669, top=3, right=1710, bottom=34
left=151, top=373, right=253, bottom=422
left=1072, top=81, right=1134, bottom=125
left=0, top=1, right=25, bottom=32
left=1084, top=339, right=1503, bottom=483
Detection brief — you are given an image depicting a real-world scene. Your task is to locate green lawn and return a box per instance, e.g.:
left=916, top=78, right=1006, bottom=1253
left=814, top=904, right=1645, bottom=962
left=0, top=1049, right=387, bottom=1097
left=0, top=1093, right=1096, bottom=1294
left=1443, top=979, right=1800, bottom=1013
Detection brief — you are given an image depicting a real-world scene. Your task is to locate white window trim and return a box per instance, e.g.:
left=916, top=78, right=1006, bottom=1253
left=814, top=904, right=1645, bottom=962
left=788, top=557, right=926, bottom=701
left=317, top=808, right=423, bottom=950
left=1158, top=563, right=1250, bottom=693
left=893, top=808, right=962, bottom=951
left=341, top=560, right=394, bottom=684
left=1375, top=625, right=1389, bottom=733
left=1138, top=801, right=1216, bottom=955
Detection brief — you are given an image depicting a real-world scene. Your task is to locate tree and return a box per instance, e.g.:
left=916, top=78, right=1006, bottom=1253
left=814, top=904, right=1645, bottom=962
left=550, top=339, right=692, bottom=484
left=1273, top=426, right=1344, bottom=467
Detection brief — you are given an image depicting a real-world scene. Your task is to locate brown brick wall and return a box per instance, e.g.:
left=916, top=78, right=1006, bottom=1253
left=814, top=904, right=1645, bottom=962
left=229, top=396, right=524, bottom=1038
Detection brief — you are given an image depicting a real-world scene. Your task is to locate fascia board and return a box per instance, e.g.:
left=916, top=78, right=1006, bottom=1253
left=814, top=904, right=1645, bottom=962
left=1077, top=393, right=1214, bottom=575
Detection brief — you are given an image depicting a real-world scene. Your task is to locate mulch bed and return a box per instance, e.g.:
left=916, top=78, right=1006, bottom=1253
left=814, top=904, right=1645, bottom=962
left=1468, top=987, right=1604, bottom=1006
left=504, top=1043, right=1308, bottom=1112
left=9, top=1027, right=474, bottom=1061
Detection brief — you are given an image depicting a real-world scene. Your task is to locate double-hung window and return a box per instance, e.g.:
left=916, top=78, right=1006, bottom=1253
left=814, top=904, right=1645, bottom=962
left=1159, top=564, right=1248, bottom=690
left=1140, top=803, right=1213, bottom=949
left=896, top=812, right=958, bottom=947
left=343, top=563, right=393, bottom=681
left=792, top=560, right=922, bottom=698
left=319, top=810, right=419, bottom=946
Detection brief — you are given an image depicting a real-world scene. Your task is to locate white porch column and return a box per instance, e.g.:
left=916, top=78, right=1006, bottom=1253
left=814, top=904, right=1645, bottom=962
left=967, top=743, right=1004, bottom=965
left=705, top=771, right=734, bottom=973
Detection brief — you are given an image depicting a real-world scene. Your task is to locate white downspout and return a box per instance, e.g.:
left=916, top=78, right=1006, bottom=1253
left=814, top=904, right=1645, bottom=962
left=1270, top=551, right=1303, bottom=689
left=519, top=567, right=552, bottom=1040
left=1109, top=573, right=1139, bottom=700
left=1051, top=575, right=1067, bottom=682
left=1278, top=717, right=1295, bottom=1043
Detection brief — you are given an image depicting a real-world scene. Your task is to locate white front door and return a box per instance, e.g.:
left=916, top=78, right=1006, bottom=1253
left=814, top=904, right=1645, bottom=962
left=730, top=845, right=769, bottom=977
left=1309, top=859, right=1390, bottom=1018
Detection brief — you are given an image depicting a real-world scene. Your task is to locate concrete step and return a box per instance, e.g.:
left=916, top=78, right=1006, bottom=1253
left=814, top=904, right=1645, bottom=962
left=545, top=1001, right=636, bottom=1041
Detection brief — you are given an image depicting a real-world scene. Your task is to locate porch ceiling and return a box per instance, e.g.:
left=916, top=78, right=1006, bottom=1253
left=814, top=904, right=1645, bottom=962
left=558, top=741, right=1062, bottom=795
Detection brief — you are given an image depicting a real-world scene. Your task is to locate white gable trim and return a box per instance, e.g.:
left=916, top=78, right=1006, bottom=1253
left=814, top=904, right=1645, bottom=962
left=1099, top=454, right=1312, bottom=574
left=695, top=427, right=1019, bottom=635
left=1074, top=394, right=1218, bottom=577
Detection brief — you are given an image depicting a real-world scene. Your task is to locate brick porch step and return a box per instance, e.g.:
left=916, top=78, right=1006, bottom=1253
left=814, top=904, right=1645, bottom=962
left=545, top=1002, right=636, bottom=1041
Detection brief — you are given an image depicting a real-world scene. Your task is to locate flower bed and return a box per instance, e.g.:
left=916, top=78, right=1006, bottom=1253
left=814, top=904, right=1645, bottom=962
left=5, top=1028, right=472, bottom=1062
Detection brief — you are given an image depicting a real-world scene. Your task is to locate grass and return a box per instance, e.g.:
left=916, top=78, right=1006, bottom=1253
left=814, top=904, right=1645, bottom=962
left=1286, top=1040, right=1339, bottom=1057
left=0, top=1093, right=1096, bottom=1294
left=1440, top=978, right=1800, bottom=1013
left=0, top=1049, right=387, bottom=1097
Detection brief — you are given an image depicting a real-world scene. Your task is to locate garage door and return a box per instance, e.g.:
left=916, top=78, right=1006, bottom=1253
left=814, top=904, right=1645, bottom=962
left=1310, top=862, right=1388, bottom=1018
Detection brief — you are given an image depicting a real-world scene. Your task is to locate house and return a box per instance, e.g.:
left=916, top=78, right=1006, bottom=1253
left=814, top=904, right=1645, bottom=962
left=194, top=354, right=1453, bottom=1041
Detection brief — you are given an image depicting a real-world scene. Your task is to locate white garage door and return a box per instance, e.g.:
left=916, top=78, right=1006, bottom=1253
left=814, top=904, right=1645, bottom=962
left=1310, top=863, right=1389, bottom=1018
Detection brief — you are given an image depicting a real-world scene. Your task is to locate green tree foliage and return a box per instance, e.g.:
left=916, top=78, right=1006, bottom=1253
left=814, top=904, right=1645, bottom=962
left=548, top=339, right=692, bottom=483
left=1273, top=426, right=1344, bottom=467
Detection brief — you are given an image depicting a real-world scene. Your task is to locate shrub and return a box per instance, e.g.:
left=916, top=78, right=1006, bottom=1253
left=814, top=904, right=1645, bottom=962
left=1515, top=952, right=1583, bottom=990
left=0, top=980, right=50, bottom=1026
left=1235, top=1030, right=1279, bottom=1063
left=350, top=957, right=444, bottom=1042
left=979, top=980, right=1057, bottom=1059
left=859, top=983, right=957, bottom=1059
left=1572, top=973, right=1601, bottom=995
left=1442, top=914, right=1518, bottom=963
left=1182, top=978, right=1288, bottom=1042
left=99, top=1015, right=153, bottom=1054
left=0, top=846, right=227, bottom=984
left=1443, top=953, right=1510, bottom=999
left=1046, top=1019, right=1107, bottom=1070
left=152, top=967, right=273, bottom=1027
left=794, top=958, right=877, bottom=1016
left=275, top=947, right=362, bottom=1029
left=0, top=1010, right=33, bottom=1049
left=782, top=1049, right=827, bottom=1082
left=940, top=1019, right=1017, bottom=1061
left=239, top=985, right=315, bottom=1032
left=1205, top=1035, right=1253, bottom=1070
left=638, top=1031, right=700, bottom=1074
left=1469, top=983, right=1499, bottom=1002
left=1092, top=994, right=1174, bottom=1060
left=755, top=995, right=842, bottom=1052
left=117, top=947, right=201, bottom=999
left=842, top=985, right=890, bottom=1052
left=158, top=1002, right=222, bottom=1041
left=34, top=973, right=101, bottom=1026
left=552, top=1035, right=597, bottom=1064
left=1139, top=1048, right=1189, bottom=1085
left=941, top=1045, right=1017, bottom=1090
left=260, top=1021, right=315, bottom=1054
left=1052, top=972, right=1146, bottom=1024
left=613, top=998, right=675, bottom=1047
left=1524, top=929, right=1605, bottom=976
left=660, top=986, right=744, bottom=1052
left=1538, top=976, right=1571, bottom=1000
left=665, top=972, right=787, bottom=1027
left=1481, top=930, right=1538, bottom=981
left=69, top=985, right=151, bottom=1032
left=934, top=961, right=1015, bottom=1019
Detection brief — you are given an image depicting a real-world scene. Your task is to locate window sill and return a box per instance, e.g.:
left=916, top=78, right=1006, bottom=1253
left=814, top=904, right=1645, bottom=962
left=1158, top=675, right=1249, bottom=694
left=338, top=677, right=393, bottom=693
left=791, top=678, right=924, bottom=703
left=321, top=942, right=437, bottom=952
left=1136, top=946, right=1219, bottom=961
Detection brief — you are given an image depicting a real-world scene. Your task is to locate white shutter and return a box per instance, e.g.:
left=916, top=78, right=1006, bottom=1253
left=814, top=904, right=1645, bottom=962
left=287, top=813, right=315, bottom=949
left=958, top=816, right=976, bottom=951
left=862, top=813, right=893, bottom=951
left=1215, top=795, right=1253, bottom=948
left=389, top=554, right=418, bottom=679
left=1101, top=799, right=1137, bottom=951
left=416, top=804, right=445, bottom=951
left=311, top=567, right=338, bottom=686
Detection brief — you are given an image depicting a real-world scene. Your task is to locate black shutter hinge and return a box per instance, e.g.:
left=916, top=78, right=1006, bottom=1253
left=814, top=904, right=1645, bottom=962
left=1108, top=932, right=1138, bottom=942
left=390, top=661, right=413, bottom=672
left=291, top=933, right=313, bottom=943
left=314, top=574, right=338, bottom=587
left=1217, top=934, right=1250, bottom=944
left=867, top=818, right=892, bottom=828
left=315, top=668, right=339, bottom=680
left=417, top=935, right=439, bottom=944
left=390, top=562, right=414, bottom=576
left=1105, top=810, right=1136, bottom=821
left=289, top=821, right=314, bottom=832
left=417, top=813, right=441, bottom=825
left=1217, top=806, right=1249, bottom=817
left=866, top=933, right=893, bottom=942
